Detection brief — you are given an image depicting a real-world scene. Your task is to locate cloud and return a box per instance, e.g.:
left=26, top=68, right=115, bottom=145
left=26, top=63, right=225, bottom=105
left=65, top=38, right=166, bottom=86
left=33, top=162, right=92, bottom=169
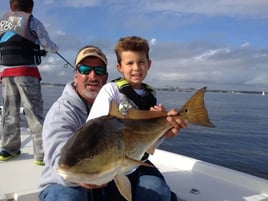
left=146, top=42, right=268, bottom=89
left=241, top=42, right=250, bottom=48
left=63, top=0, right=102, bottom=7
left=43, top=0, right=103, bottom=7
left=150, top=38, right=157, bottom=46
left=142, top=0, right=268, bottom=19
left=194, top=48, right=231, bottom=61
left=44, top=0, right=268, bottom=19
left=245, top=74, right=268, bottom=85
left=43, top=0, right=54, bottom=4
left=0, top=0, right=267, bottom=91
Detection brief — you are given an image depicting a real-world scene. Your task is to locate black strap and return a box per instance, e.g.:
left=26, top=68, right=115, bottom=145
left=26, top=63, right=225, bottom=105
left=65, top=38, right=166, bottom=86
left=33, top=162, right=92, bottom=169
left=0, top=35, right=42, bottom=65
left=119, top=83, right=156, bottom=110
left=0, top=39, right=41, bottom=56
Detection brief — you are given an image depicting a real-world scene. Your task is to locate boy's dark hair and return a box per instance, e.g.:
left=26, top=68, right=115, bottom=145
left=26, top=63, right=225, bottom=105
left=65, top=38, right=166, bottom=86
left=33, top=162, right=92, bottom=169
left=115, top=36, right=150, bottom=64
left=10, top=0, right=34, bottom=12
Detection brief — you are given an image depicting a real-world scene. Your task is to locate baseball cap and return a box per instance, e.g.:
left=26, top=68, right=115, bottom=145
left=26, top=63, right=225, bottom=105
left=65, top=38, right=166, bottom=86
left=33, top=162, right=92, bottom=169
left=74, top=46, right=107, bottom=67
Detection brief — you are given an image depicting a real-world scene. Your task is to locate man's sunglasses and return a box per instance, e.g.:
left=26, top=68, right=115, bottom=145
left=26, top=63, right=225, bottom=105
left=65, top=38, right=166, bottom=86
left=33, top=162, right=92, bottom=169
left=77, top=65, right=107, bottom=76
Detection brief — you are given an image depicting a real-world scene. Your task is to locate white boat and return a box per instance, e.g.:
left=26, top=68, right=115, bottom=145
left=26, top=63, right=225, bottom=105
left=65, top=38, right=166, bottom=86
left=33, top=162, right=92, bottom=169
left=1, top=128, right=268, bottom=201
left=262, top=91, right=265, bottom=96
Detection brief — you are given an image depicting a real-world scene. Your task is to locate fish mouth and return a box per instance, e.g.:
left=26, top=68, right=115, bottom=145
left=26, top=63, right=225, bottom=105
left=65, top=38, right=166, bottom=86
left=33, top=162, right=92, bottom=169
left=57, top=166, right=102, bottom=184
left=57, top=164, right=71, bottom=170
left=56, top=165, right=120, bottom=185
left=57, top=164, right=98, bottom=175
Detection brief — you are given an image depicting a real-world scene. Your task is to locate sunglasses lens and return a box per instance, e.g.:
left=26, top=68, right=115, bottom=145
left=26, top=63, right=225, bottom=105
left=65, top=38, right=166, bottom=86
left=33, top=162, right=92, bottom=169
left=78, top=65, right=91, bottom=74
left=94, top=67, right=106, bottom=75
left=78, top=65, right=106, bottom=75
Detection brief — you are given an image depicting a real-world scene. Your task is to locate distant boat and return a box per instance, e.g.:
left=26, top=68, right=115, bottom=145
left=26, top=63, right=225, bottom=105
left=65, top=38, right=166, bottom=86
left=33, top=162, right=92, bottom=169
left=262, top=91, right=265, bottom=96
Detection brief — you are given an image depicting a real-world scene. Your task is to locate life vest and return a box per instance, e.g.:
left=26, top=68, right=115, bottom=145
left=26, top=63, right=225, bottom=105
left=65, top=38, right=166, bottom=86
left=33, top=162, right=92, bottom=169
left=0, top=11, right=42, bottom=66
left=114, top=77, right=157, bottom=110
left=114, top=78, right=157, bottom=161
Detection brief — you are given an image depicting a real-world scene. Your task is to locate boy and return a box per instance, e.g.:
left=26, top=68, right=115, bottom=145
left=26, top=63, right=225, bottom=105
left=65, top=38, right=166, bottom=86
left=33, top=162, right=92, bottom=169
left=87, top=36, right=186, bottom=201
left=0, top=0, right=58, bottom=164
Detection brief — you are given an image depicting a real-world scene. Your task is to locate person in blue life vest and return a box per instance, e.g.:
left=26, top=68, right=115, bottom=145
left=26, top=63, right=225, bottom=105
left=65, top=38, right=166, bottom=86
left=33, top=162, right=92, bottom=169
left=0, top=0, right=58, bottom=165
left=87, top=36, right=187, bottom=201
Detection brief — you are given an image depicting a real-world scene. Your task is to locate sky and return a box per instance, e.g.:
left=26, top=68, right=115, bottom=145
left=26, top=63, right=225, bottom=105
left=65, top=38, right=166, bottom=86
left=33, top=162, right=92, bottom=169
left=0, top=0, right=268, bottom=91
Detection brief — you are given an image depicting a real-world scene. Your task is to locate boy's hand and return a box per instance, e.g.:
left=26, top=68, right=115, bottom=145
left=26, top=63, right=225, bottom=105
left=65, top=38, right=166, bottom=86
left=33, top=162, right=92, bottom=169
left=165, top=109, right=187, bottom=138
left=150, top=105, right=187, bottom=138
left=150, top=104, right=165, bottom=112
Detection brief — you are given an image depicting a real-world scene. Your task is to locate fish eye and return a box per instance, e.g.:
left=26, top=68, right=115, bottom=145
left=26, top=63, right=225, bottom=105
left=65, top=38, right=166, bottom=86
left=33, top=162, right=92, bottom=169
left=88, top=152, right=95, bottom=158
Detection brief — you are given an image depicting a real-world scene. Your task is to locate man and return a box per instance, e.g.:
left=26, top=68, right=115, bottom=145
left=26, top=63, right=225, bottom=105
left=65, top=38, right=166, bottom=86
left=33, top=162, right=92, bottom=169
left=39, top=45, right=185, bottom=201
left=39, top=45, right=108, bottom=201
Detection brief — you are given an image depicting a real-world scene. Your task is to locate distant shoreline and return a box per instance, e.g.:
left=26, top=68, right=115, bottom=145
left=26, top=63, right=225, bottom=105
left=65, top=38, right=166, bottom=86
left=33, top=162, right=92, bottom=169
left=0, top=82, right=265, bottom=95
left=39, top=82, right=266, bottom=96
left=154, top=86, right=266, bottom=95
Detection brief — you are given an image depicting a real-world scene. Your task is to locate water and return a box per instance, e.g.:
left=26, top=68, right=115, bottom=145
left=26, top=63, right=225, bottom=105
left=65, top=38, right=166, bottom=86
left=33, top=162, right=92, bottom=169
left=1, top=85, right=268, bottom=179
left=157, top=90, right=268, bottom=179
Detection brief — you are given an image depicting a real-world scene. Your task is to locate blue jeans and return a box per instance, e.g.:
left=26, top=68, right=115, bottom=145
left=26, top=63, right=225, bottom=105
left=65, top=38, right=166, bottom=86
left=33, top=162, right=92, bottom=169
left=39, top=175, right=171, bottom=201
left=135, top=175, right=171, bottom=201
left=39, top=184, right=89, bottom=201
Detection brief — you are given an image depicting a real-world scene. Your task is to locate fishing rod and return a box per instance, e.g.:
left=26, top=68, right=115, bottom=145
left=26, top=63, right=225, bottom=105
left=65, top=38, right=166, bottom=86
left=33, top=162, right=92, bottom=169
left=56, top=52, right=75, bottom=70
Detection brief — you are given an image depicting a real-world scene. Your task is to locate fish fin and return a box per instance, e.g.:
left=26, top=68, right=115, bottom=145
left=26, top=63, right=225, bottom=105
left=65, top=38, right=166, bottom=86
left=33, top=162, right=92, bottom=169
left=125, top=156, right=153, bottom=168
left=177, top=87, right=215, bottom=128
left=109, top=100, right=167, bottom=120
left=114, top=174, right=132, bottom=201
left=115, top=157, right=154, bottom=200
left=146, top=144, right=157, bottom=155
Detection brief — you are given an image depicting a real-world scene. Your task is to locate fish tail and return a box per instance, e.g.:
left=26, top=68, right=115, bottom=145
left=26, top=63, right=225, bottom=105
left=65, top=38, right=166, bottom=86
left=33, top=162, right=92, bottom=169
left=177, top=87, right=215, bottom=128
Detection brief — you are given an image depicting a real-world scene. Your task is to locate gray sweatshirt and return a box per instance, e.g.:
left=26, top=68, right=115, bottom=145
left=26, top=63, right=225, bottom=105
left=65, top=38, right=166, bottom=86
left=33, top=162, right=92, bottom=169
left=39, top=82, right=89, bottom=190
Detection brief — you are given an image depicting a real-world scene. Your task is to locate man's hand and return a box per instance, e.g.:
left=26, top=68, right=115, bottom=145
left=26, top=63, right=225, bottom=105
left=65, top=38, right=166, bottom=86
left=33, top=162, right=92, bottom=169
left=40, top=49, right=47, bottom=57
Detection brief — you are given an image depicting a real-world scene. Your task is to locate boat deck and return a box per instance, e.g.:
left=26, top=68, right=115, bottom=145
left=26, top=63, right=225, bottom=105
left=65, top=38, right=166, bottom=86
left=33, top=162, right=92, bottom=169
left=0, top=128, right=43, bottom=201
left=1, top=129, right=268, bottom=201
left=150, top=150, right=268, bottom=201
